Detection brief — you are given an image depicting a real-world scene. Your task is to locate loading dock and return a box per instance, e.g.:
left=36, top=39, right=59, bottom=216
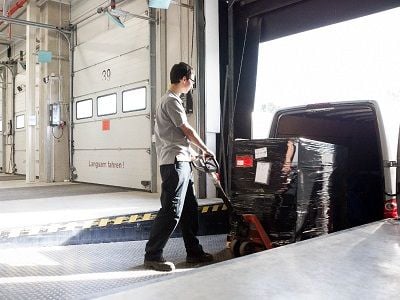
left=0, top=0, right=398, bottom=298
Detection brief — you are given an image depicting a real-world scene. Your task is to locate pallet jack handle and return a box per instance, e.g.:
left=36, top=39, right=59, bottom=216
left=192, top=156, right=233, bottom=211
left=191, top=155, right=219, bottom=174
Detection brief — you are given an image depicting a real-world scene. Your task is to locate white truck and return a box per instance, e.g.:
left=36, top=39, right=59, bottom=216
left=268, top=100, right=399, bottom=223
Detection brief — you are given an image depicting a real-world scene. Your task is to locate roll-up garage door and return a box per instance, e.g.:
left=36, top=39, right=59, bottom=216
left=397, top=128, right=400, bottom=206
left=0, top=72, right=3, bottom=172
left=14, top=72, right=26, bottom=175
left=72, top=1, right=153, bottom=190
left=13, top=66, right=40, bottom=177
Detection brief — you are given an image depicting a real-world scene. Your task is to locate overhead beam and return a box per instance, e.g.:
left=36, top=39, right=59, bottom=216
left=36, top=0, right=71, bottom=7
left=259, top=0, right=400, bottom=42
left=239, top=0, right=303, bottom=18
left=0, top=15, right=71, bottom=34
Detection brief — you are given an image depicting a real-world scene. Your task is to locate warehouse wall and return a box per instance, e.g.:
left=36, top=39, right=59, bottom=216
left=0, top=0, right=220, bottom=197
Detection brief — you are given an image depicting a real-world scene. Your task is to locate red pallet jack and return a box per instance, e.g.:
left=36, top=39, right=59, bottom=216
left=192, top=156, right=273, bottom=257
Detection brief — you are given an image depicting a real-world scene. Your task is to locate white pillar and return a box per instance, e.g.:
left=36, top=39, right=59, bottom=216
left=25, top=2, right=38, bottom=183
left=204, top=1, right=220, bottom=197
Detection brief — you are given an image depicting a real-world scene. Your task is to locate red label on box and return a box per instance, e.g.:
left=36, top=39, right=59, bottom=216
left=235, top=155, right=253, bottom=168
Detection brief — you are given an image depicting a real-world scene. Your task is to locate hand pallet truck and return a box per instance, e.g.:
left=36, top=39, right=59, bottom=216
left=192, top=156, right=273, bottom=257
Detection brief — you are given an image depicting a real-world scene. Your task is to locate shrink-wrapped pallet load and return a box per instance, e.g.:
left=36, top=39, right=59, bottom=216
left=231, top=138, right=347, bottom=246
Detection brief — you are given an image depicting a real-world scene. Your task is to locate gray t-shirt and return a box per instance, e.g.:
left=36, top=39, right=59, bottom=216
left=154, top=90, right=191, bottom=165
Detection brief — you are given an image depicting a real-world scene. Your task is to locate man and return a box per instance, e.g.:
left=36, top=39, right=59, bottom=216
left=144, top=62, right=215, bottom=272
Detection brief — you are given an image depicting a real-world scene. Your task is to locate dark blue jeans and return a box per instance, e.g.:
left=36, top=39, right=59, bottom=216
left=145, top=161, right=203, bottom=260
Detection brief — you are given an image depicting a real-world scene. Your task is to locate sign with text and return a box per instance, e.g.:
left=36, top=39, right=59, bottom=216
left=89, top=160, right=125, bottom=169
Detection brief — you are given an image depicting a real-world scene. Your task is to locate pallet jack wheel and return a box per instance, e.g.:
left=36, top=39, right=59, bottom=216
left=230, top=239, right=241, bottom=257
left=239, top=241, right=256, bottom=256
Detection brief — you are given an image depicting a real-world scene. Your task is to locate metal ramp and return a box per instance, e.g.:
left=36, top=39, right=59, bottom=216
left=0, top=182, right=231, bottom=298
left=0, top=234, right=232, bottom=299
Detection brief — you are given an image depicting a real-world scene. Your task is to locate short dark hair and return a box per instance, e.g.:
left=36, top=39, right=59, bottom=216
left=170, top=62, right=192, bottom=84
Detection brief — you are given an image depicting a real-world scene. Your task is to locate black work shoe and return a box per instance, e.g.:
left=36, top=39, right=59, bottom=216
left=144, top=257, right=175, bottom=272
left=186, top=252, right=214, bottom=264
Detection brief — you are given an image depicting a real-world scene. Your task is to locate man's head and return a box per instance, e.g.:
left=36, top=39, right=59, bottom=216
left=170, top=62, right=196, bottom=93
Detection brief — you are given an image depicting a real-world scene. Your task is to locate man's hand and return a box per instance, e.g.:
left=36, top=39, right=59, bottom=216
left=202, top=149, right=215, bottom=159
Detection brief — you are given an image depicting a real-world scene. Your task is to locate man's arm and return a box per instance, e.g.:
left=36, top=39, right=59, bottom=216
left=179, top=121, right=214, bottom=157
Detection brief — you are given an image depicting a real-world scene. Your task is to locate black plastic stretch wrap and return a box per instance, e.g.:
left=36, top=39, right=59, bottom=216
left=231, top=138, right=348, bottom=247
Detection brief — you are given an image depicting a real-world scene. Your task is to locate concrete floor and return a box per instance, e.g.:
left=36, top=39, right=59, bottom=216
left=0, top=178, right=221, bottom=229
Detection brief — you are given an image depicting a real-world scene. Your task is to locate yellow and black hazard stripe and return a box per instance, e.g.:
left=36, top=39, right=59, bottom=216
left=0, top=203, right=228, bottom=239
left=200, top=203, right=228, bottom=213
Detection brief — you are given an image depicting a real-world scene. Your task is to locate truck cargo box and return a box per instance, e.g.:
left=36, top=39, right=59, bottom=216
left=269, top=101, right=397, bottom=220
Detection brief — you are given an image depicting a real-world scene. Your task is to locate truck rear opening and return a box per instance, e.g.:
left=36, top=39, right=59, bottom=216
left=270, top=102, right=388, bottom=227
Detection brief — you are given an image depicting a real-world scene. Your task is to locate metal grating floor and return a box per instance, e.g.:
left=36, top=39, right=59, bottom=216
left=0, top=234, right=232, bottom=299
